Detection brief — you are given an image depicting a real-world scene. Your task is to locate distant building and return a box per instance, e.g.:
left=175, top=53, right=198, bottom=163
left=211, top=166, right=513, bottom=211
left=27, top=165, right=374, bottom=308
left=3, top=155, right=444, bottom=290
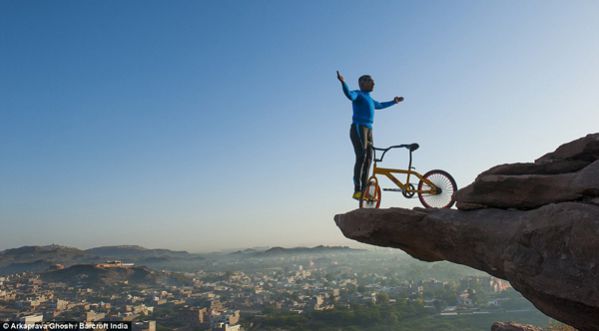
left=22, top=314, right=43, bottom=324
left=457, top=291, right=473, bottom=306
left=49, top=264, right=65, bottom=271
left=210, top=300, right=224, bottom=313
left=198, top=307, right=208, bottom=323
left=86, top=311, right=105, bottom=321
left=331, top=288, right=340, bottom=297
left=225, top=310, right=240, bottom=325
left=56, top=299, right=69, bottom=311
left=490, top=277, right=511, bottom=292
left=180, top=307, right=209, bottom=329
left=312, top=295, right=324, bottom=310
left=0, top=290, right=16, bottom=300
left=210, top=310, right=241, bottom=331
left=95, top=260, right=135, bottom=268
left=132, top=321, right=156, bottom=331
left=212, top=322, right=241, bottom=331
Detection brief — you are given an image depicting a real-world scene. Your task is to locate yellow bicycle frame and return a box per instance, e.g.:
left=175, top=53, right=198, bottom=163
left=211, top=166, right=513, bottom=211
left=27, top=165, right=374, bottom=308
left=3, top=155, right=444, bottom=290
left=371, top=164, right=438, bottom=195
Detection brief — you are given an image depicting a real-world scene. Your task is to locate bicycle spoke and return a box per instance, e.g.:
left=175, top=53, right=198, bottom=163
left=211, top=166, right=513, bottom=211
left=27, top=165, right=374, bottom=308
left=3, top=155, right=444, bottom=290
left=418, top=170, right=457, bottom=209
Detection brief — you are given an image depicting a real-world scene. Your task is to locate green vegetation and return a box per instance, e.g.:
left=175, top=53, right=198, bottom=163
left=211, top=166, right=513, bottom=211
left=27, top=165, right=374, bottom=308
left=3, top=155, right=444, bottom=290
left=248, top=301, right=552, bottom=331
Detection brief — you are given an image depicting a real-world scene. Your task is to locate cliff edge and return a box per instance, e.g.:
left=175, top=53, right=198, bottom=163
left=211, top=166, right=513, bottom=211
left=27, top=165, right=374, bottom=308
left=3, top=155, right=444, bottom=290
left=335, top=133, right=599, bottom=330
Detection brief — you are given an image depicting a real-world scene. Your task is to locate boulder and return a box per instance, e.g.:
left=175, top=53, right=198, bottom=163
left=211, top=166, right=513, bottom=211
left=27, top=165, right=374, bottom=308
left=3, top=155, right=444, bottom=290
left=456, top=133, right=599, bottom=210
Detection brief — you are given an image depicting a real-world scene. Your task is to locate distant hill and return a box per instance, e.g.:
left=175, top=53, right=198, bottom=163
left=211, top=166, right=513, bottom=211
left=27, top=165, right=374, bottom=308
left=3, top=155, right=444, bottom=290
left=0, top=244, right=362, bottom=274
left=0, top=245, right=87, bottom=274
left=230, top=245, right=364, bottom=257
left=0, top=244, right=203, bottom=275
left=0, top=244, right=86, bottom=261
left=0, top=260, right=55, bottom=275
left=40, top=264, right=162, bottom=287
left=229, top=248, right=259, bottom=255
left=85, top=245, right=192, bottom=259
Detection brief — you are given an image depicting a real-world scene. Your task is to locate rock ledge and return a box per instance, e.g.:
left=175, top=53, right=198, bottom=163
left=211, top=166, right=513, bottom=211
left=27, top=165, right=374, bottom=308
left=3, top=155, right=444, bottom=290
left=335, top=134, right=599, bottom=330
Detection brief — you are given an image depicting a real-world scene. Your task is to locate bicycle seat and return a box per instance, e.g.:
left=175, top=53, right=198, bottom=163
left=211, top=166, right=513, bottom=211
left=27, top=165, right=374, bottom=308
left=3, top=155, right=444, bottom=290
left=405, top=143, right=419, bottom=152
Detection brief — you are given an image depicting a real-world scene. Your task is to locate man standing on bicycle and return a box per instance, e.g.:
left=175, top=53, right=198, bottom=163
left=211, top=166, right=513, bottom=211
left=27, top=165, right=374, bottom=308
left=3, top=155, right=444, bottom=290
left=337, top=70, right=404, bottom=200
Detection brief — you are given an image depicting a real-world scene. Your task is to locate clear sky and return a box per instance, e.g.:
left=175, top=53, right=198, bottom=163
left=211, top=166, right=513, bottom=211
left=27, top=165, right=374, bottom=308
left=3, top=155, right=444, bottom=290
left=1, top=1, right=598, bottom=252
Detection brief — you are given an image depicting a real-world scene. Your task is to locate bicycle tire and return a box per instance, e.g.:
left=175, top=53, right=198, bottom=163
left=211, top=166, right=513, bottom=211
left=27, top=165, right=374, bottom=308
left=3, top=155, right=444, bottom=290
left=417, top=170, right=457, bottom=208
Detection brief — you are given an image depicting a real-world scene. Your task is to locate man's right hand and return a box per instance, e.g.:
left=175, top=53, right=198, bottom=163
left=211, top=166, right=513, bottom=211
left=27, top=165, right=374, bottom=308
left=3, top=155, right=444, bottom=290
left=337, top=70, right=344, bottom=82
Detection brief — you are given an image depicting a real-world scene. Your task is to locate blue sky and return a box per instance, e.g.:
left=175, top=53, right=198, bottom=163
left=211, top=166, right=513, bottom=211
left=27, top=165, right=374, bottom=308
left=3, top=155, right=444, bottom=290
left=1, top=1, right=598, bottom=252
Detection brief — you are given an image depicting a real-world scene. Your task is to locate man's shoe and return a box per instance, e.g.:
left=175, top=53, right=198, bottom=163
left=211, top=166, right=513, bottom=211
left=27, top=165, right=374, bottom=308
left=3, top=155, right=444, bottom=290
left=352, top=192, right=362, bottom=200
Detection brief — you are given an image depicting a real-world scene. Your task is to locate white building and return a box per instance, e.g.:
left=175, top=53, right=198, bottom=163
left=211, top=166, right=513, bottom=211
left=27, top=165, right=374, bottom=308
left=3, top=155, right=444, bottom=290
left=22, top=314, right=43, bottom=324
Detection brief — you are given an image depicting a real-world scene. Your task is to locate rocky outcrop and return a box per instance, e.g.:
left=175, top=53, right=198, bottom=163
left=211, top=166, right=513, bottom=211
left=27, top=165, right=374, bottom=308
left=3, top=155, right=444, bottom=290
left=335, top=134, right=599, bottom=331
left=456, top=133, right=599, bottom=210
left=491, top=322, right=544, bottom=331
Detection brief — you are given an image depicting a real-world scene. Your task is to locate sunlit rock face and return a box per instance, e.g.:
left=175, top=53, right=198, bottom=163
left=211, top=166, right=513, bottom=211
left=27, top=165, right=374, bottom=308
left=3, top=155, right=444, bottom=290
left=335, top=133, right=599, bottom=331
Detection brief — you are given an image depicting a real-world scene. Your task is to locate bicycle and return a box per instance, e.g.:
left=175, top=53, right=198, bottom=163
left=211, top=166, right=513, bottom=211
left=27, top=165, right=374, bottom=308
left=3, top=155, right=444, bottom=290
left=359, top=143, right=457, bottom=209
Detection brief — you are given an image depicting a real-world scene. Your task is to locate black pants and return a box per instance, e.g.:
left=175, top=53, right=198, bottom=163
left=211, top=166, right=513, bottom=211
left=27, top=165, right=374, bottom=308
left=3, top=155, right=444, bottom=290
left=350, top=123, right=373, bottom=193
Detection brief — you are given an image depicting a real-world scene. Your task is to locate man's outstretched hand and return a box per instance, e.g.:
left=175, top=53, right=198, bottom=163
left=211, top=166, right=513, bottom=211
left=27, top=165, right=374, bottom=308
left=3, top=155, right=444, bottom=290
left=337, top=70, right=344, bottom=82
left=394, top=96, right=404, bottom=103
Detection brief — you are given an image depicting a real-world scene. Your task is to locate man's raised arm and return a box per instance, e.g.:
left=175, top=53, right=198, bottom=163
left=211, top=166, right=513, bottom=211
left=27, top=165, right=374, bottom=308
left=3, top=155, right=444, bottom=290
left=374, top=96, right=404, bottom=110
left=337, top=70, right=357, bottom=101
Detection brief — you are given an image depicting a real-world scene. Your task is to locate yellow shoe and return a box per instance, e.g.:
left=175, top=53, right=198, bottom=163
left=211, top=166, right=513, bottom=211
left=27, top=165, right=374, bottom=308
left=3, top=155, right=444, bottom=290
left=352, top=192, right=362, bottom=200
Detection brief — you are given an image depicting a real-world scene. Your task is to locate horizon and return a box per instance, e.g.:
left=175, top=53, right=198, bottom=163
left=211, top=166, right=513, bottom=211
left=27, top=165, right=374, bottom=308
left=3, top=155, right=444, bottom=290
left=0, top=241, right=376, bottom=255
left=2, top=1, right=599, bottom=251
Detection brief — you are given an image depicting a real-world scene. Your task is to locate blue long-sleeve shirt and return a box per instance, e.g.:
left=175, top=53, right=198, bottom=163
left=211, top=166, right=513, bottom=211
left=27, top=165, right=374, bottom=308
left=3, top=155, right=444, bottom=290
left=342, top=81, right=396, bottom=128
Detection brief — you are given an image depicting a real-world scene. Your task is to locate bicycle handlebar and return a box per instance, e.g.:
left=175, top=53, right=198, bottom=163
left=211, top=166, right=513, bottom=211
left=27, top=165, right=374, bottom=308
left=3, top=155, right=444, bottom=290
left=371, top=143, right=419, bottom=162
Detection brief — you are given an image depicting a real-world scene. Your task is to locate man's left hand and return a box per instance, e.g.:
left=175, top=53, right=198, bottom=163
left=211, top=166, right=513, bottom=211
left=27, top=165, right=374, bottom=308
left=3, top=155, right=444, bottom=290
left=394, top=96, right=404, bottom=103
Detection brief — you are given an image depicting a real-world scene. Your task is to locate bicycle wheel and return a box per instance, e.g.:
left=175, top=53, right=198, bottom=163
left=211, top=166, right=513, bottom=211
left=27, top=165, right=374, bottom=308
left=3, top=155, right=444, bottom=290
left=360, top=178, right=382, bottom=209
left=417, top=170, right=457, bottom=208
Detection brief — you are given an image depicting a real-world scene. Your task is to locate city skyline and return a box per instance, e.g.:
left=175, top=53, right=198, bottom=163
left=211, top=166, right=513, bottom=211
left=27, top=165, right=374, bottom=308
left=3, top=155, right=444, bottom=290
left=2, top=1, right=599, bottom=251
left=0, top=248, right=542, bottom=330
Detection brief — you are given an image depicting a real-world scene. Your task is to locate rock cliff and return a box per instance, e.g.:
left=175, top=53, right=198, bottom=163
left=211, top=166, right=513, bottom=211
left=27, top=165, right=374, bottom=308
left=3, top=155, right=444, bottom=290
left=335, top=133, right=599, bottom=330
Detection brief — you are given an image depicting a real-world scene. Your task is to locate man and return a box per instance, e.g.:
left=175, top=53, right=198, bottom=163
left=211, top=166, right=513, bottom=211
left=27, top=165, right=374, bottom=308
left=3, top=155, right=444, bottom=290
left=337, top=70, right=404, bottom=200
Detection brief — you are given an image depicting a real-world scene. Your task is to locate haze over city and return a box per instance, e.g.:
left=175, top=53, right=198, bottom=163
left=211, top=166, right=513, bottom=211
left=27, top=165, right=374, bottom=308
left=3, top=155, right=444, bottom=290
left=2, top=0, right=599, bottom=251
